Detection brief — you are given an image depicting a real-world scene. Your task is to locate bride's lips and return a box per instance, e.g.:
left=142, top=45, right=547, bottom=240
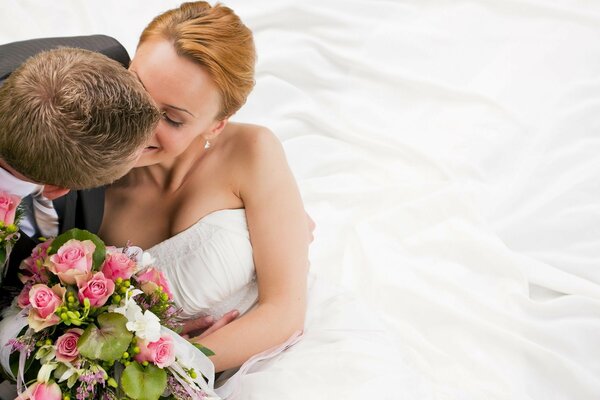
left=143, top=146, right=160, bottom=153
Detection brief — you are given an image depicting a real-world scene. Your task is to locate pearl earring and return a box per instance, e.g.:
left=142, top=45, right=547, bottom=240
left=204, top=140, right=211, bottom=150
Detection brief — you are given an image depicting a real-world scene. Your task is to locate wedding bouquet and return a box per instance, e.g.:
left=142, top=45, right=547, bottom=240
left=0, top=228, right=218, bottom=400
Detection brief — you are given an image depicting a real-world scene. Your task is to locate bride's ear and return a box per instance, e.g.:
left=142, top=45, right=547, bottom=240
left=208, top=118, right=228, bottom=140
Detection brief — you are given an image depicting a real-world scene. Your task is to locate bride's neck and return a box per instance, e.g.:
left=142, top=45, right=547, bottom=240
left=143, top=147, right=204, bottom=192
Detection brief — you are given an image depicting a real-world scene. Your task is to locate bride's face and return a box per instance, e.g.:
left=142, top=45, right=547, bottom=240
left=129, top=39, right=223, bottom=167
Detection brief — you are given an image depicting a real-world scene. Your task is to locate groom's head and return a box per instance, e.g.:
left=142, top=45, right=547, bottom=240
left=0, top=47, right=160, bottom=191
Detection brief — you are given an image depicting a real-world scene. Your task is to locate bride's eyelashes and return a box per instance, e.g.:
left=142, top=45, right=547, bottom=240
left=161, top=111, right=184, bottom=128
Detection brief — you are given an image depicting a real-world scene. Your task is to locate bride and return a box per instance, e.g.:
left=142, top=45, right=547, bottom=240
left=100, top=2, right=401, bottom=398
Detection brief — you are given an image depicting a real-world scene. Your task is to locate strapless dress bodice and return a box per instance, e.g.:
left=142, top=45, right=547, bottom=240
left=147, top=209, right=258, bottom=319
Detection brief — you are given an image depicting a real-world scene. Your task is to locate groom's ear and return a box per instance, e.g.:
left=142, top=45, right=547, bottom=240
left=42, top=185, right=70, bottom=200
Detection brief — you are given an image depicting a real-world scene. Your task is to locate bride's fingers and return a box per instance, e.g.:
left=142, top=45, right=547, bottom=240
left=196, top=310, right=239, bottom=339
left=181, top=315, right=215, bottom=335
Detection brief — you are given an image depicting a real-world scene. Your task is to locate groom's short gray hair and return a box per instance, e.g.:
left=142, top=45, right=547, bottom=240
left=0, top=47, right=160, bottom=189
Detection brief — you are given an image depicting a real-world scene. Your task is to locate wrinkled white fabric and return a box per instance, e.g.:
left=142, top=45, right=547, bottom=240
left=2, top=1, right=600, bottom=398
left=148, top=209, right=411, bottom=400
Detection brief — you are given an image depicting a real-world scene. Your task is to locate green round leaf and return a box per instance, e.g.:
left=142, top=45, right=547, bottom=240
left=121, top=362, right=167, bottom=400
left=78, top=313, right=133, bottom=362
left=48, top=228, right=106, bottom=270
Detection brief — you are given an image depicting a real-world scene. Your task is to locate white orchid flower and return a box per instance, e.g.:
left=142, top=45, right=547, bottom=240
left=126, top=309, right=161, bottom=342
left=110, top=288, right=161, bottom=342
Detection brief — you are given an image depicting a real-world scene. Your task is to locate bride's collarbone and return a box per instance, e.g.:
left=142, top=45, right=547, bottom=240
left=104, top=191, right=241, bottom=247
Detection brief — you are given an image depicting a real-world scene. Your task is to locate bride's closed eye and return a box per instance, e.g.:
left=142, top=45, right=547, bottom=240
left=162, top=112, right=183, bottom=128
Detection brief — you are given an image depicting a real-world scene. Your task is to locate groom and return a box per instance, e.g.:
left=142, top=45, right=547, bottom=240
left=0, top=36, right=160, bottom=309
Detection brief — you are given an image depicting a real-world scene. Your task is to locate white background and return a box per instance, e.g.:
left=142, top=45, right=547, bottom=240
left=2, top=1, right=600, bottom=398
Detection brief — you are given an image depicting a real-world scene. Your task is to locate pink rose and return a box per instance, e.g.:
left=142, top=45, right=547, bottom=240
left=16, top=381, right=62, bottom=400
left=101, top=251, right=136, bottom=280
left=17, top=283, right=32, bottom=308
left=0, top=191, right=20, bottom=226
left=47, top=239, right=95, bottom=285
left=134, top=335, right=176, bottom=368
left=77, top=271, right=115, bottom=307
left=55, top=328, right=84, bottom=363
left=135, top=268, right=173, bottom=300
left=28, top=284, right=64, bottom=332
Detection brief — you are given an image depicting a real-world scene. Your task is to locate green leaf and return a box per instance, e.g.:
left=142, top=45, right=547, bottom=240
left=193, top=343, right=215, bottom=357
left=78, top=313, right=133, bottom=362
left=47, top=228, right=106, bottom=270
left=121, top=362, right=167, bottom=400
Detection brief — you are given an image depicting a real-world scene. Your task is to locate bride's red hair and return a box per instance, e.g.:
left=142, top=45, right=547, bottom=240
left=139, top=1, right=256, bottom=120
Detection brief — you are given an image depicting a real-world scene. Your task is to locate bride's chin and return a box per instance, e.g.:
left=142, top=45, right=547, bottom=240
left=134, top=155, right=157, bottom=168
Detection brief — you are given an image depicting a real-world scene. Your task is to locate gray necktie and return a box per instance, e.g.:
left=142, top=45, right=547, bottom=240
left=32, top=192, right=59, bottom=238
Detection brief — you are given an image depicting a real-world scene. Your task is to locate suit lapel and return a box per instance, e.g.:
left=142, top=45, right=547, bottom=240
left=51, top=187, right=105, bottom=235
left=53, top=191, right=77, bottom=233
left=78, top=187, right=106, bottom=234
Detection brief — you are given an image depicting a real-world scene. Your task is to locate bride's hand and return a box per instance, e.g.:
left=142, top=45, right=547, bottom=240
left=181, top=310, right=240, bottom=339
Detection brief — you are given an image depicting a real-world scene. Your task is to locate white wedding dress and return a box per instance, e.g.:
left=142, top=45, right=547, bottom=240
left=147, top=209, right=408, bottom=400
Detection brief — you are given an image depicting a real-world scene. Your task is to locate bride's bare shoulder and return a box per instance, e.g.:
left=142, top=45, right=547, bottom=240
left=224, top=122, right=283, bottom=158
left=225, top=122, right=275, bottom=139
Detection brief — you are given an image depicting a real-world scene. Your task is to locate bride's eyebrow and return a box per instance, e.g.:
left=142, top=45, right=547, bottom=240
left=130, top=70, right=196, bottom=118
left=165, top=104, right=195, bottom=118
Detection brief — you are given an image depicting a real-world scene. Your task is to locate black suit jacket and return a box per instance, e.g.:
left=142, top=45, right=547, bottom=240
left=0, top=35, right=130, bottom=310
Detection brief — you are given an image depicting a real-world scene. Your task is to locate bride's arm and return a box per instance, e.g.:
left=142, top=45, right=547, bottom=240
left=190, top=126, right=309, bottom=372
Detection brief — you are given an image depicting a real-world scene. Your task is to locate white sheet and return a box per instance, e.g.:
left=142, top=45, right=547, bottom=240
left=2, top=1, right=600, bottom=398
